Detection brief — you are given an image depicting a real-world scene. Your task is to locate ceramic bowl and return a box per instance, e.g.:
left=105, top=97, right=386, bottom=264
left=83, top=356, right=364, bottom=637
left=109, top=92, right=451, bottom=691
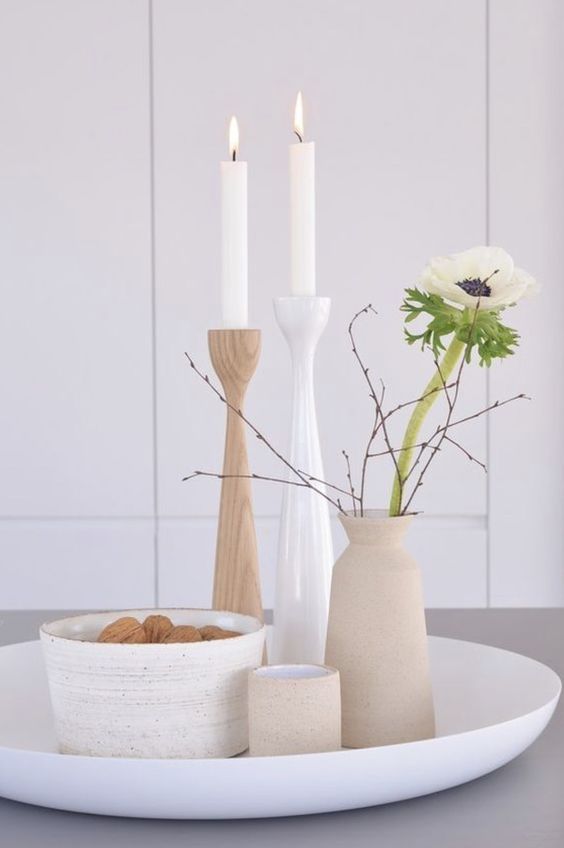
left=40, top=609, right=265, bottom=759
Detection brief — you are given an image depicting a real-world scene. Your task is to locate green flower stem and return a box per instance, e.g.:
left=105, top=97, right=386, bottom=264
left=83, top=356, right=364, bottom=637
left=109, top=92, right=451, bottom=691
left=388, top=336, right=466, bottom=516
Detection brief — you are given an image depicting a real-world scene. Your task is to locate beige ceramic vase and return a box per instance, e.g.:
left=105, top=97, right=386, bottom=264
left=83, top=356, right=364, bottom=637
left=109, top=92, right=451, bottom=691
left=325, top=510, right=435, bottom=748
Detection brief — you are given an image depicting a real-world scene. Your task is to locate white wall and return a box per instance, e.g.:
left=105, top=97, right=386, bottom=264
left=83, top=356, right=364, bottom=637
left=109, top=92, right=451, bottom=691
left=0, top=0, right=561, bottom=610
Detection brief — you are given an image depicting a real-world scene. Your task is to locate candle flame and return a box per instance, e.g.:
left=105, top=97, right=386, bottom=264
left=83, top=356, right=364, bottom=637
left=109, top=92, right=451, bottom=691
left=229, top=116, right=239, bottom=161
left=294, top=91, right=304, bottom=142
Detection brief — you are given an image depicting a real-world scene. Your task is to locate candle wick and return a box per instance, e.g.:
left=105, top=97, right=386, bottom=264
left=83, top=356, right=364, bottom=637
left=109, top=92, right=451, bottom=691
left=293, top=130, right=303, bottom=143
left=232, top=150, right=237, bottom=162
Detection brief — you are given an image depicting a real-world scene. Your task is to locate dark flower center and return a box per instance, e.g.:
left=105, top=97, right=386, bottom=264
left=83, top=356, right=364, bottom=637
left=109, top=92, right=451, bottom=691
left=456, top=278, right=492, bottom=298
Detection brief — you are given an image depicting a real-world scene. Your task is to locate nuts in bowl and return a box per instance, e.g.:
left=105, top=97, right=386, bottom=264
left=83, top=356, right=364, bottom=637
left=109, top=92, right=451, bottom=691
left=40, top=609, right=265, bottom=759
left=96, top=613, right=242, bottom=644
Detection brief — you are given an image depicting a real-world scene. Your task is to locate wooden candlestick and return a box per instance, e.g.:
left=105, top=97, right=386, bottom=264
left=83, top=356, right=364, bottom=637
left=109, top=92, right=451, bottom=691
left=208, top=329, right=263, bottom=622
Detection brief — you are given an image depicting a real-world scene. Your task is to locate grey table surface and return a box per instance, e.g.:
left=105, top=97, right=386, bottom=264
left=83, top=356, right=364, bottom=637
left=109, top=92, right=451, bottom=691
left=0, top=609, right=562, bottom=848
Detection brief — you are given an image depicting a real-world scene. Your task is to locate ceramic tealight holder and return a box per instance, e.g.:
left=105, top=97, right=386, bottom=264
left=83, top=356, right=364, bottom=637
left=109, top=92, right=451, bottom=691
left=248, top=664, right=341, bottom=756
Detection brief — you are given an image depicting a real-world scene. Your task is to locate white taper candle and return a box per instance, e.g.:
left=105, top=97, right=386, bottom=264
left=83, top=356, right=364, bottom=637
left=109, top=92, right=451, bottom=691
left=221, top=116, right=248, bottom=328
left=290, top=92, right=316, bottom=296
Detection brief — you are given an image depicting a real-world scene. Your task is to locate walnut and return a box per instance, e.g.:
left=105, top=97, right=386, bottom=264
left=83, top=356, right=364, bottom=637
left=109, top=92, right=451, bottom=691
left=199, top=625, right=241, bottom=641
left=143, top=614, right=173, bottom=643
left=163, top=625, right=203, bottom=643
left=97, top=616, right=147, bottom=644
left=96, top=616, right=241, bottom=645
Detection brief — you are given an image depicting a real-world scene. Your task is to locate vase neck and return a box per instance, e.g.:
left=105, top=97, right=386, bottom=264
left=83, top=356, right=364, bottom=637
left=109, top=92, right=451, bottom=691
left=339, top=510, right=412, bottom=546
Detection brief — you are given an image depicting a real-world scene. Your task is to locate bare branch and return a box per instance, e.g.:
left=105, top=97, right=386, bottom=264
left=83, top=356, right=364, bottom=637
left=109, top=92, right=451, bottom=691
left=437, top=393, right=529, bottom=433
left=434, top=357, right=453, bottom=411
left=297, top=468, right=361, bottom=502
left=183, top=470, right=325, bottom=491
left=444, top=435, right=487, bottom=472
left=342, top=450, right=357, bottom=515
left=379, top=381, right=457, bottom=424
left=368, top=444, right=427, bottom=458
left=184, top=353, right=345, bottom=513
left=348, top=305, right=401, bottom=516
left=368, top=393, right=526, bottom=463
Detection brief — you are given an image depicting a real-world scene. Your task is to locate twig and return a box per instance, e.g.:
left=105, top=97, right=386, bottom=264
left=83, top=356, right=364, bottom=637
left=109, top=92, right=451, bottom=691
left=184, top=353, right=345, bottom=513
left=368, top=442, right=431, bottom=458
left=348, top=305, right=402, bottom=516
left=435, top=394, right=529, bottom=434
left=368, top=393, right=526, bottom=461
left=400, top=432, right=439, bottom=490
left=297, top=469, right=361, bottom=502
left=434, top=357, right=453, bottom=411
left=378, top=381, right=456, bottom=425
left=342, top=450, right=357, bottom=515
left=183, top=470, right=337, bottom=491
left=444, top=435, right=487, bottom=472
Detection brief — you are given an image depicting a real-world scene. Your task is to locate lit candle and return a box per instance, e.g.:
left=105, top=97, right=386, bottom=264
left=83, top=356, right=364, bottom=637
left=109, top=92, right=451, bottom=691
left=221, top=116, right=248, bottom=327
left=290, top=91, right=316, bottom=295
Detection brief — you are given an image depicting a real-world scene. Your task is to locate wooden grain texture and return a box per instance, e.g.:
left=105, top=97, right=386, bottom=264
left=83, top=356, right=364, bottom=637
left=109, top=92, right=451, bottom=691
left=208, top=329, right=264, bottom=621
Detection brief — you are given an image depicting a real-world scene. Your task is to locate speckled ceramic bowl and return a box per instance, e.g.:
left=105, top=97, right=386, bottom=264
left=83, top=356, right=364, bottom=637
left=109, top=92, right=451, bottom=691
left=40, top=609, right=265, bottom=759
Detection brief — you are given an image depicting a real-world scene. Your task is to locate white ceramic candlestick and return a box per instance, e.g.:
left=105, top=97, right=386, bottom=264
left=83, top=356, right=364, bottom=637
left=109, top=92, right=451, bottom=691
left=272, top=296, right=334, bottom=665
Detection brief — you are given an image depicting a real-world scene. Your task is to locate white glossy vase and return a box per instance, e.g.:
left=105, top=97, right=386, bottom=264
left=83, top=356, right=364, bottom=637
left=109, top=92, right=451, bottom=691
left=272, top=296, right=334, bottom=665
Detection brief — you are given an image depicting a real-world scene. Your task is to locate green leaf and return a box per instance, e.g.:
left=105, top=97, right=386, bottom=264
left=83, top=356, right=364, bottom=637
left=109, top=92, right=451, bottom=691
left=400, top=287, right=520, bottom=366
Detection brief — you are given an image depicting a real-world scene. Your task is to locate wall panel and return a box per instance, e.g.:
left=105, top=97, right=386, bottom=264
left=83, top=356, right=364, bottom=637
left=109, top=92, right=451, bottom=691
left=489, top=0, right=564, bottom=605
left=0, top=0, right=154, bottom=518
left=0, top=519, right=155, bottom=609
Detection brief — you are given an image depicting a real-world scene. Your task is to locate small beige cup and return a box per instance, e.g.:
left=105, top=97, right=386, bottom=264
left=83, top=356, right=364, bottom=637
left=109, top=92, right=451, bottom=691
left=248, top=664, right=341, bottom=756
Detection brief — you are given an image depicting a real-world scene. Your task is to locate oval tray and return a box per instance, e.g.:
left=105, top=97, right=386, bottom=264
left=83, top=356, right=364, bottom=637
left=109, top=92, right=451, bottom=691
left=0, top=636, right=560, bottom=819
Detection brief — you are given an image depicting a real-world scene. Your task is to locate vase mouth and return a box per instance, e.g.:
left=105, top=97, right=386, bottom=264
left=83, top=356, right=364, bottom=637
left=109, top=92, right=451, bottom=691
left=341, top=509, right=415, bottom=522
left=339, top=509, right=413, bottom=544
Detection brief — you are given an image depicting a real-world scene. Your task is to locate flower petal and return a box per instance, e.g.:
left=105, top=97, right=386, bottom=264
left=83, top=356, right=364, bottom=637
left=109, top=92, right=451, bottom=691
left=513, top=267, right=539, bottom=298
left=418, top=245, right=535, bottom=311
left=468, top=246, right=514, bottom=285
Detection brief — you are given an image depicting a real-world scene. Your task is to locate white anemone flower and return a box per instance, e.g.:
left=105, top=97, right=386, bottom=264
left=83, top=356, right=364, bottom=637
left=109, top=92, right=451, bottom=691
left=420, top=246, right=537, bottom=311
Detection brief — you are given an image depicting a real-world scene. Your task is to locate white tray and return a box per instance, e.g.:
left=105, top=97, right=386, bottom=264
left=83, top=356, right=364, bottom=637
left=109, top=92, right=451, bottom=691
left=0, top=636, right=560, bottom=819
